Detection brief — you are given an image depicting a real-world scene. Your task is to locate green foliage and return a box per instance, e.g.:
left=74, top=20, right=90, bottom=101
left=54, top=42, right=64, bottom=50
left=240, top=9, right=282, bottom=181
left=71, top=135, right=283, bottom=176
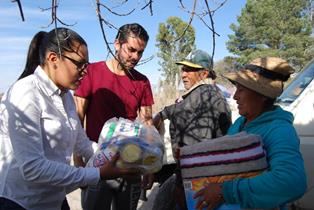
left=156, top=16, right=196, bottom=87
left=214, top=57, right=238, bottom=87
left=227, top=0, right=314, bottom=70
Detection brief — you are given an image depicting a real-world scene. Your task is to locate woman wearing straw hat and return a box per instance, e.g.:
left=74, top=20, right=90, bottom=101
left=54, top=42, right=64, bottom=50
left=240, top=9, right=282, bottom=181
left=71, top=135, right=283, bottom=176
left=194, top=57, right=307, bottom=210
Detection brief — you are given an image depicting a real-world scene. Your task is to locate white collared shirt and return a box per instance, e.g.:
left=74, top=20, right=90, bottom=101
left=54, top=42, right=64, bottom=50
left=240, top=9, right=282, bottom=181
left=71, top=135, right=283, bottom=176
left=0, top=66, right=99, bottom=210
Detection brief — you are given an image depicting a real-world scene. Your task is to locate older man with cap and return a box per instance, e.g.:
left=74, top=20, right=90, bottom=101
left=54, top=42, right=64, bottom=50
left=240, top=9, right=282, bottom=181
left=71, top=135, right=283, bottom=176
left=152, top=49, right=231, bottom=210
left=194, top=57, right=307, bottom=210
left=155, top=49, right=231, bottom=149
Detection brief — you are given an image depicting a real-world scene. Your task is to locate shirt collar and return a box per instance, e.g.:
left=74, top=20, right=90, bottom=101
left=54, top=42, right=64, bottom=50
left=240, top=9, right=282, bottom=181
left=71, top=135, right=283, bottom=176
left=34, top=66, right=67, bottom=97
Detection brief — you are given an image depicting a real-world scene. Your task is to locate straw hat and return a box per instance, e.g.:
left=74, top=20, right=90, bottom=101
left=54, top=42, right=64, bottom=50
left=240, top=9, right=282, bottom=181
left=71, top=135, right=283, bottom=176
left=224, top=57, right=295, bottom=99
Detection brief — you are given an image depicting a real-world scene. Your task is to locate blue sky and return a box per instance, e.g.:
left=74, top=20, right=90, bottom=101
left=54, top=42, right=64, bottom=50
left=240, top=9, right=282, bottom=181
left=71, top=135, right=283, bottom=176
left=0, top=0, right=246, bottom=93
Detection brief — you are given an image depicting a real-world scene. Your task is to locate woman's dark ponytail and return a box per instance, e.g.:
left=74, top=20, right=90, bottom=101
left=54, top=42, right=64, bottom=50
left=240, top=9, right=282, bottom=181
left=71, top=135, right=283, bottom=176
left=18, top=31, right=47, bottom=80
left=17, top=27, right=87, bottom=81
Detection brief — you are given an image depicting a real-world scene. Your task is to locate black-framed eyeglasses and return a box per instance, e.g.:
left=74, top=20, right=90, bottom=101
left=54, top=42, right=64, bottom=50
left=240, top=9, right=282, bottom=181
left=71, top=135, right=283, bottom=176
left=61, top=54, right=90, bottom=73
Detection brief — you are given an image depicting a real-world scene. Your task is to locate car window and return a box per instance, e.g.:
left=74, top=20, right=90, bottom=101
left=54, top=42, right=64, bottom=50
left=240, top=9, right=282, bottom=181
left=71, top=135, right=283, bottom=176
left=277, top=60, right=314, bottom=105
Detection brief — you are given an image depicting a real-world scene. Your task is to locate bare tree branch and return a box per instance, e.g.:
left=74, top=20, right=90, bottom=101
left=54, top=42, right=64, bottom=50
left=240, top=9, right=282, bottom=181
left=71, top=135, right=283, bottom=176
left=204, top=0, right=215, bottom=64
left=211, top=0, right=227, bottom=15
left=11, top=0, right=24, bottom=21
left=95, top=0, right=154, bottom=66
left=10, top=0, right=228, bottom=77
left=141, top=0, right=154, bottom=15
left=179, top=0, right=185, bottom=9
left=174, top=0, right=197, bottom=42
left=52, top=0, right=62, bottom=56
left=98, top=2, right=136, bottom=16
left=39, top=0, right=76, bottom=28
left=200, top=0, right=228, bottom=16
left=137, top=55, right=154, bottom=65
left=96, top=0, right=115, bottom=58
left=195, top=14, right=220, bottom=36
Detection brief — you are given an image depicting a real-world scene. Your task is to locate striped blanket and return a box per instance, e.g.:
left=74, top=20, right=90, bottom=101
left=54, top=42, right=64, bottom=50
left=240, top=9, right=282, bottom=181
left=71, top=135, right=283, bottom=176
left=180, top=132, right=269, bottom=210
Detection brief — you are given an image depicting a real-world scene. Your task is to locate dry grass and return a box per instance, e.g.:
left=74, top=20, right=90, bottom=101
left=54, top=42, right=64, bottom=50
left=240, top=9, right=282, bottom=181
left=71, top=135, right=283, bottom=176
left=152, top=84, right=180, bottom=115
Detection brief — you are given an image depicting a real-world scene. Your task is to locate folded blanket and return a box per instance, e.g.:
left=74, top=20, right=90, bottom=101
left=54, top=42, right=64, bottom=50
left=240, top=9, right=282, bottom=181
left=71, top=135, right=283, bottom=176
left=180, top=132, right=268, bottom=180
left=179, top=132, right=269, bottom=210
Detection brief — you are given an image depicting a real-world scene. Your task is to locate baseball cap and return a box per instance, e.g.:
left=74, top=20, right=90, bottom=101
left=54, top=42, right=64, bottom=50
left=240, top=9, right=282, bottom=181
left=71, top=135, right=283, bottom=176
left=176, top=49, right=213, bottom=70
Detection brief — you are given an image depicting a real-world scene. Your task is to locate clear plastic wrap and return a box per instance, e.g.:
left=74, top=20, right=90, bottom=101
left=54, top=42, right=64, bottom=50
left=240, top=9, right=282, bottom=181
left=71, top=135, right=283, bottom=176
left=87, top=118, right=164, bottom=174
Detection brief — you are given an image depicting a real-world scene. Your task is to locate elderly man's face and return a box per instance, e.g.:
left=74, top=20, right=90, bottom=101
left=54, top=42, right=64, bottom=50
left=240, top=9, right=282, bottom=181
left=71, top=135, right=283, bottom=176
left=180, top=65, right=208, bottom=90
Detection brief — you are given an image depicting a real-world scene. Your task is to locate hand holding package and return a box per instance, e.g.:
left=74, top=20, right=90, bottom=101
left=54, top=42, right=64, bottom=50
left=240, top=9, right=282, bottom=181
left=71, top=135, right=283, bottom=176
left=87, top=118, right=164, bottom=174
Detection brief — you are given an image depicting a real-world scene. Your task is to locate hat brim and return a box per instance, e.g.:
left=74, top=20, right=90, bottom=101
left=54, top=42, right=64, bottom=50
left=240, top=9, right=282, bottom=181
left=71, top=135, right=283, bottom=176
left=224, top=71, right=283, bottom=99
left=176, top=61, right=203, bottom=69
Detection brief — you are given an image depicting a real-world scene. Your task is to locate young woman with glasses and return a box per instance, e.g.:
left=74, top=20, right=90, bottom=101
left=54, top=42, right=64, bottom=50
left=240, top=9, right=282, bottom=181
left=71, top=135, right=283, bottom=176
left=0, top=27, right=138, bottom=210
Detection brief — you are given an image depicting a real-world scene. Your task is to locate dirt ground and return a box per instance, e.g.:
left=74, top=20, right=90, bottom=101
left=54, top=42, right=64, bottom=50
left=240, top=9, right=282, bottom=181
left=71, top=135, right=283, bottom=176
left=67, top=183, right=159, bottom=210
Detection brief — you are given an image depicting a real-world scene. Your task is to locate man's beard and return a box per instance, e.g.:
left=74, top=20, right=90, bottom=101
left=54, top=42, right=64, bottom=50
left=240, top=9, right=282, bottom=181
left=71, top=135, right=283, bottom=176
left=116, top=54, right=136, bottom=72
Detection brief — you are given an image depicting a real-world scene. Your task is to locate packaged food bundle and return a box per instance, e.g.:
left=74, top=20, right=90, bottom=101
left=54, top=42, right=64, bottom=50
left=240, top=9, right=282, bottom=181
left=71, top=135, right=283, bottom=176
left=179, top=132, right=268, bottom=210
left=87, top=118, right=164, bottom=174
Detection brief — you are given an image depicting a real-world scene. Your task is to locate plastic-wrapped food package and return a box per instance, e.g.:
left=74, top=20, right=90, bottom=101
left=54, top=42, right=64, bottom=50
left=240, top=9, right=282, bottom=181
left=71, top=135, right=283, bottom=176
left=87, top=118, right=164, bottom=174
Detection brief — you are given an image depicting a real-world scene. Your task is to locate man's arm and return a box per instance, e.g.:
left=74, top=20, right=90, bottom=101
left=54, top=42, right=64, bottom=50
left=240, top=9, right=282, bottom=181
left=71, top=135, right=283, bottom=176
left=73, top=96, right=89, bottom=167
left=138, top=105, right=154, bottom=196
left=139, top=105, right=153, bottom=125
left=153, top=112, right=162, bottom=130
left=74, top=96, right=89, bottom=126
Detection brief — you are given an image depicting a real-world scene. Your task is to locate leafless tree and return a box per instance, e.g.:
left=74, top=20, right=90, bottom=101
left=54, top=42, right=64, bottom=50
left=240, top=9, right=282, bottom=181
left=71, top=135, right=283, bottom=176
left=11, top=0, right=228, bottom=66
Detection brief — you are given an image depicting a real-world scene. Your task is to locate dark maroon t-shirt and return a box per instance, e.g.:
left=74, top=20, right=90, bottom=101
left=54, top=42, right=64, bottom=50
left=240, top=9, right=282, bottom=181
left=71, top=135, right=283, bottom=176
left=74, top=61, right=154, bottom=142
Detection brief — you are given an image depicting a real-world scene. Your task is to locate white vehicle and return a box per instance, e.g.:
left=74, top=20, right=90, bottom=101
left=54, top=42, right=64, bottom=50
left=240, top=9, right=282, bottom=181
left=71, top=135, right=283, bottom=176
left=277, top=60, right=314, bottom=209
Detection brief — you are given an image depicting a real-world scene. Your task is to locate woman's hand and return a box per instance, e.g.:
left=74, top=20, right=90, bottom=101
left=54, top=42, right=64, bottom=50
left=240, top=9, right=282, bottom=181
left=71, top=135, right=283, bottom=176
left=193, top=182, right=224, bottom=210
left=99, top=153, right=140, bottom=180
